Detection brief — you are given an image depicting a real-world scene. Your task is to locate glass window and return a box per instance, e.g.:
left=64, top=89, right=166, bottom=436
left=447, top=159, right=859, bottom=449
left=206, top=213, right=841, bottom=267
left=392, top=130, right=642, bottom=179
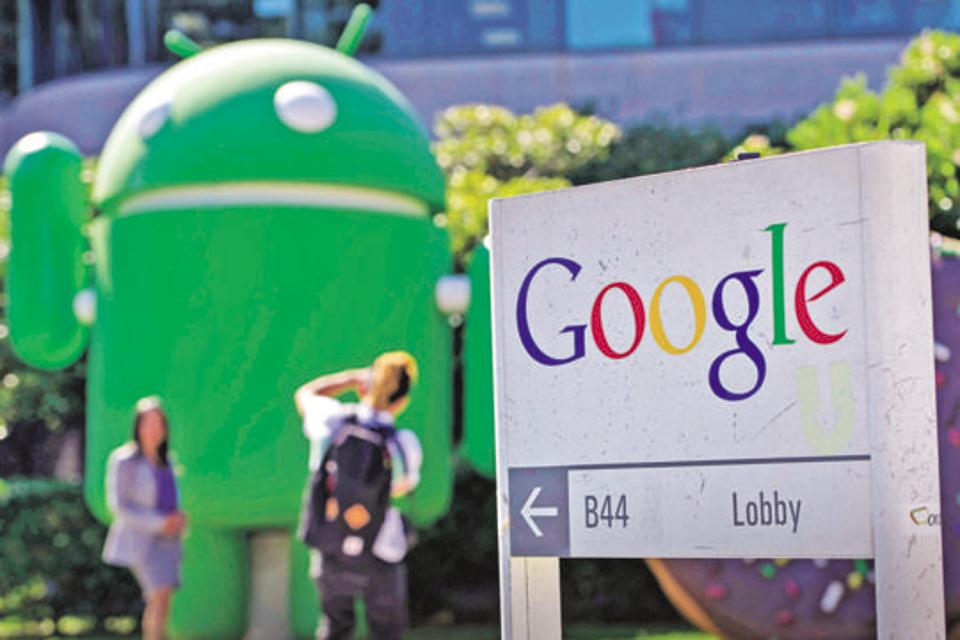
left=699, top=0, right=828, bottom=44
left=0, top=2, right=16, bottom=99
left=415, top=0, right=561, bottom=56
left=566, top=0, right=656, bottom=49
left=378, top=0, right=428, bottom=55
left=526, top=0, right=565, bottom=49
left=29, top=0, right=960, bottom=80
left=162, top=0, right=290, bottom=46
left=909, top=0, right=960, bottom=32
left=20, top=0, right=126, bottom=85
left=301, top=0, right=384, bottom=54
left=832, top=0, right=902, bottom=35
left=652, top=0, right=695, bottom=46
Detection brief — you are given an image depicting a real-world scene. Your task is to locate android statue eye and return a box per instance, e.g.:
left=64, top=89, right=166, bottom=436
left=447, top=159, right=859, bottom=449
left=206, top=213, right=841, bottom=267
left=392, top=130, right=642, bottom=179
left=137, top=90, right=173, bottom=139
left=274, top=81, right=338, bottom=133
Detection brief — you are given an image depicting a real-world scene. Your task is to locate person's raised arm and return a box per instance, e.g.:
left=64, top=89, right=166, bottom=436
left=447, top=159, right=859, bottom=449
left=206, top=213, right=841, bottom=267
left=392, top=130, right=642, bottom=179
left=294, top=368, right=368, bottom=417
left=389, top=430, right=423, bottom=498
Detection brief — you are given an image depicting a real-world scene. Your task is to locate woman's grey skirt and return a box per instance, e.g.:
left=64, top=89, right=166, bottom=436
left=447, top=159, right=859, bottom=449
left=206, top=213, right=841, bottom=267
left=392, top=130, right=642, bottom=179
left=130, top=536, right=182, bottom=598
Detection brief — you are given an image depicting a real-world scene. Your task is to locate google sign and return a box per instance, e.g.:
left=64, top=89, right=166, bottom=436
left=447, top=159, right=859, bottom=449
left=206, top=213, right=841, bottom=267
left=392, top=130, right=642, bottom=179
left=515, top=223, right=846, bottom=401
left=491, top=142, right=944, bottom=639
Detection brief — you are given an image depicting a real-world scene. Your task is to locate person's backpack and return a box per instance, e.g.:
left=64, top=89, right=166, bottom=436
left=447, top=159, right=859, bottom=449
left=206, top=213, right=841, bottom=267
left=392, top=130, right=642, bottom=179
left=298, top=414, right=404, bottom=560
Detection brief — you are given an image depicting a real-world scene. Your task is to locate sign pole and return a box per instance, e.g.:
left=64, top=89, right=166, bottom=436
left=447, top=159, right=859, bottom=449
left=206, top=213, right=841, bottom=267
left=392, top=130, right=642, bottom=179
left=507, top=557, right=562, bottom=639
left=860, top=144, right=945, bottom=638
left=494, top=248, right=564, bottom=639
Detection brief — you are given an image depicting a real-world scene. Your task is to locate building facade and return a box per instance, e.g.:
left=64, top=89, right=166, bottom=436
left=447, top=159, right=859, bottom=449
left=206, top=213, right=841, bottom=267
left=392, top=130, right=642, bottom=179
left=3, top=0, right=960, bottom=156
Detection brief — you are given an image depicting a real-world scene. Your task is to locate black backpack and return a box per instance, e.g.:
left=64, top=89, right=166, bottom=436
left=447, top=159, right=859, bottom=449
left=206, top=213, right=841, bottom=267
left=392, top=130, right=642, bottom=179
left=298, top=414, right=403, bottom=560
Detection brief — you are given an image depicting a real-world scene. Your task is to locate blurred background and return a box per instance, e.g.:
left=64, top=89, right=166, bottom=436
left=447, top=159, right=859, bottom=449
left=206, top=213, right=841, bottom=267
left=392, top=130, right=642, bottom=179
left=5, top=0, right=960, bottom=152
left=3, top=1, right=960, bottom=638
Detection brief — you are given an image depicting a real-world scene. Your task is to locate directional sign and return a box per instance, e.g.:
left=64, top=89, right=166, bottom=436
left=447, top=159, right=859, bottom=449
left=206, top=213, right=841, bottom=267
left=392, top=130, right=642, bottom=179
left=508, top=467, right=568, bottom=555
left=520, top=488, right=555, bottom=537
left=491, top=142, right=944, bottom=637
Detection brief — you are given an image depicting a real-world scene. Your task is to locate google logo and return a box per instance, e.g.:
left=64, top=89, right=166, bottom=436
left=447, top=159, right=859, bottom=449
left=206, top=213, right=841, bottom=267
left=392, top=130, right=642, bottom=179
left=515, top=223, right=847, bottom=402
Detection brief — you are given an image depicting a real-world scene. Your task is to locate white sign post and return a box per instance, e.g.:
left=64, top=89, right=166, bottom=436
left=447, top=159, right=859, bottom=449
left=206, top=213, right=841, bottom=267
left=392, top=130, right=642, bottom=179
left=490, top=142, right=944, bottom=638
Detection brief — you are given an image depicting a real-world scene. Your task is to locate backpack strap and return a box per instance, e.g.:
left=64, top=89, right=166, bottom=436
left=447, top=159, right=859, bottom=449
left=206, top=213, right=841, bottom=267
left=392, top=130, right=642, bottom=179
left=338, top=411, right=408, bottom=473
left=339, top=423, right=386, bottom=447
left=331, top=413, right=381, bottom=447
left=365, top=416, right=407, bottom=471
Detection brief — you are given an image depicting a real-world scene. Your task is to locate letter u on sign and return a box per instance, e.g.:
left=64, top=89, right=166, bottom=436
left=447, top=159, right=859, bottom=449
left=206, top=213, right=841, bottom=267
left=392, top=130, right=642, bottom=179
left=797, top=362, right=854, bottom=454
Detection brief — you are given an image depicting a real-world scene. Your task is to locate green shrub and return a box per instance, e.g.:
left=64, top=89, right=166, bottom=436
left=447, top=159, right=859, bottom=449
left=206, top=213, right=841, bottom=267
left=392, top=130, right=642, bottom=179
left=407, top=467, right=500, bottom=624
left=569, top=122, right=730, bottom=185
left=433, top=104, right=621, bottom=261
left=561, top=558, right=679, bottom=625
left=432, top=105, right=745, bottom=264
left=0, top=478, right=140, bottom=630
left=734, top=30, right=960, bottom=236
left=434, top=104, right=620, bottom=183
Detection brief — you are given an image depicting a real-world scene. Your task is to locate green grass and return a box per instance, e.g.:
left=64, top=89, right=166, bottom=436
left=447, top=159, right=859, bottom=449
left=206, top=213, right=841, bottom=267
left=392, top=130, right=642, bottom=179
left=407, top=626, right=714, bottom=640
left=0, top=620, right=714, bottom=639
left=0, top=616, right=713, bottom=640
left=563, top=627, right=714, bottom=640
left=0, top=616, right=136, bottom=639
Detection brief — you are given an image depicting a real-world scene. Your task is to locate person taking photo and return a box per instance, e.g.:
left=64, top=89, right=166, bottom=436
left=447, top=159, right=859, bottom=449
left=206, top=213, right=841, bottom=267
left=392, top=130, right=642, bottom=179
left=295, top=351, right=423, bottom=640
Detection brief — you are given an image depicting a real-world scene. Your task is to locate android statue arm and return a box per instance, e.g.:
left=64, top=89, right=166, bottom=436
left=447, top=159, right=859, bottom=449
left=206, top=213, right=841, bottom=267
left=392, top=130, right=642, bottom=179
left=461, top=239, right=496, bottom=477
left=3, top=132, right=91, bottom=370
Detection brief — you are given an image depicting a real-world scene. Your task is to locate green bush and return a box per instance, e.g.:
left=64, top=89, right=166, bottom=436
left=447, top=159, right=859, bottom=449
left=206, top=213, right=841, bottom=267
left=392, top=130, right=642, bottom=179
left=733, top=30, right=960, bottom=236
left=433, top=103, right=621, bottom=261
left=561, top=559, right=679, bottom=625
left=434, top=104, right=620, bottom=183
left=0, top=478, right=140, bottom=630
left=433, top=104, right=744, bottom=265
left=569, top=122, right=730, bottom=185
left=408, top=467, right=500, bottom=624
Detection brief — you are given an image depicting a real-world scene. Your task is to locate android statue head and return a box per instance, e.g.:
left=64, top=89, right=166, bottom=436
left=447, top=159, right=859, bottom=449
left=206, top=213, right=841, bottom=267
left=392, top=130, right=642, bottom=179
left=92, top=28, right=444, bottom=219
left=4, top=10, right=458, bottom=637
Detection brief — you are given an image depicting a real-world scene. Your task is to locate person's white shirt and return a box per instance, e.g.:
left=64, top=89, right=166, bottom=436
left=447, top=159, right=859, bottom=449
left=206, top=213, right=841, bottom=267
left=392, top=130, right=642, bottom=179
left=301, top=394, right=423, bottom=563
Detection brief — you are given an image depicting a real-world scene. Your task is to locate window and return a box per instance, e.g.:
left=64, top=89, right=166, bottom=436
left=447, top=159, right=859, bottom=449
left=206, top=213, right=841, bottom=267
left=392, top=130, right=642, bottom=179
left=699, top=0, right=828, bottom=44
left=833, top=0, right=901, bottom=35
left=566, top=0, right=657, bottom=49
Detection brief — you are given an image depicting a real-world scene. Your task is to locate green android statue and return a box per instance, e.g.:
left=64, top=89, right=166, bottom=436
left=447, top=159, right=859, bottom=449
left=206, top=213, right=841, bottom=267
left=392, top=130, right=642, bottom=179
left=4, top=14, right=464, bottom=638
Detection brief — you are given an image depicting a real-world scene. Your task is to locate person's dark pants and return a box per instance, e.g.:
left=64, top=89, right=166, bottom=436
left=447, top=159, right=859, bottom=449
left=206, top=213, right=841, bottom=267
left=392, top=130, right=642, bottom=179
left=316, top=555, right=408, bottom=640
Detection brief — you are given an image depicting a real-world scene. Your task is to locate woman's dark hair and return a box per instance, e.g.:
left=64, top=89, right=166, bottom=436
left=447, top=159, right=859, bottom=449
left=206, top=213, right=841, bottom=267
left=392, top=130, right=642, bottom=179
left=132, top=396, right=169, bottom=466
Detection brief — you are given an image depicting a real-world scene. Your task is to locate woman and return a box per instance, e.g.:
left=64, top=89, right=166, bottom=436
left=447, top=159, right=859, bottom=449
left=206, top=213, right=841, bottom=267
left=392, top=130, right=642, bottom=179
left=102, top=396, right=186, bottom=640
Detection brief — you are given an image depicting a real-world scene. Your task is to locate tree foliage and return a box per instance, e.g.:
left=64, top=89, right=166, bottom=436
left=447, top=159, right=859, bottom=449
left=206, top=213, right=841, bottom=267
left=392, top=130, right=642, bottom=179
left=733, top=30, right=960, bottom=236
left=0, top=478, right=141, bottom=627
left=570, top=122, right=730, bottom=185
left=433, top=104, right=621, bottom=260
